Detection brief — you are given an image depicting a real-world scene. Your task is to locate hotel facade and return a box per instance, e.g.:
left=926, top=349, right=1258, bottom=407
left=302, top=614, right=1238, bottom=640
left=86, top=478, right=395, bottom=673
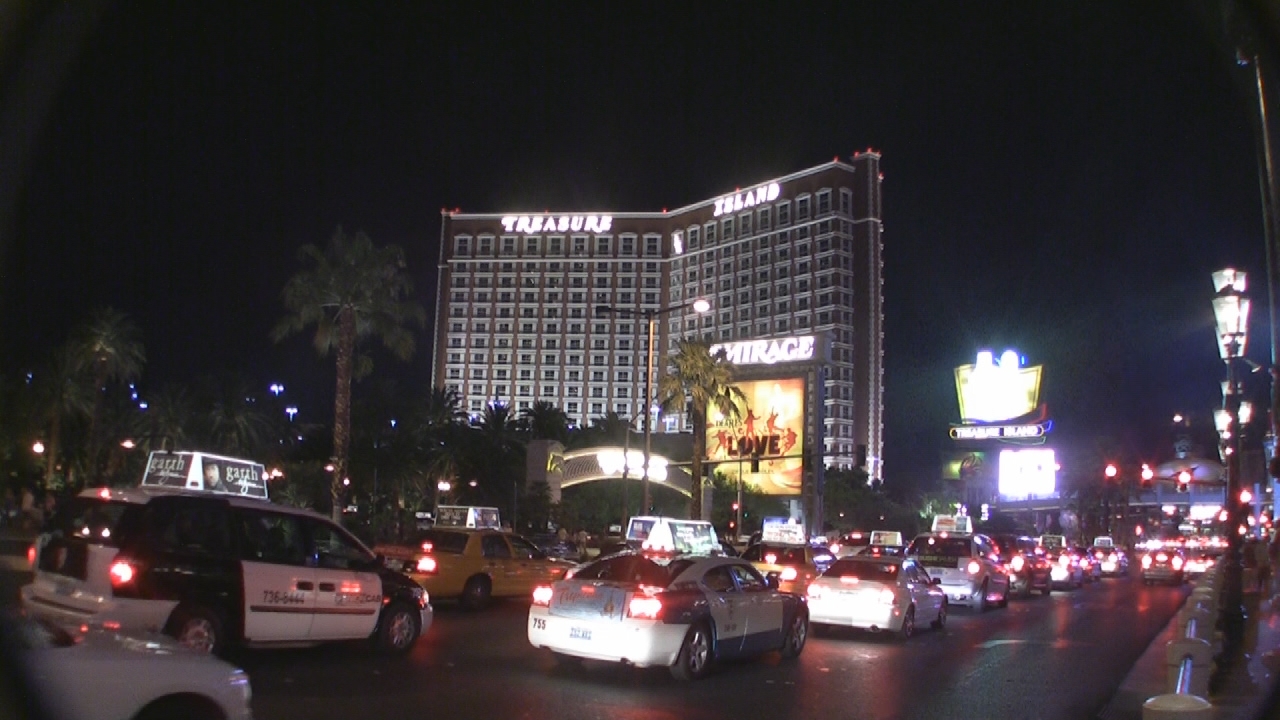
left=432, top=151, right=885, bottom=481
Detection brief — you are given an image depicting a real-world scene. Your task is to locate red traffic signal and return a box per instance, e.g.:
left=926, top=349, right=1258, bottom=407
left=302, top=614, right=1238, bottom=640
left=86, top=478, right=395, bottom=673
left=1240, top=488, right=1253, bottom=504
left=1141, top=464, right=1154, bottom=481
left=1104, top=464, right=1118, bottom=479
left=731, top=502, right=740, bottom=511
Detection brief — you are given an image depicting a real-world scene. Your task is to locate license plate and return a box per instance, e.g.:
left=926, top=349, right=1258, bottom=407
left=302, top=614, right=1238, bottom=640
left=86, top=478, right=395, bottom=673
left=569, top=627, right=592, bottom=641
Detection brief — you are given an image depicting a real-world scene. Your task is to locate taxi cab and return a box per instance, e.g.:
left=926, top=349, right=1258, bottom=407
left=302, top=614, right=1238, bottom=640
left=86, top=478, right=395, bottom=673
left=905, top=515, right=1009, bottom=611
left=741, top=517, right=830, bottom=594
left=372, top=506, right=574, bottom=610
left=23, top=451, right=431, bottom=656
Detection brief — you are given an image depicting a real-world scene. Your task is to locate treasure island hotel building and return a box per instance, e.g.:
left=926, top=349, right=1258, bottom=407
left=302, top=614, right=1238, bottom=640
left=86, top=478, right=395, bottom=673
left=432, top=151, right=885, bottom=480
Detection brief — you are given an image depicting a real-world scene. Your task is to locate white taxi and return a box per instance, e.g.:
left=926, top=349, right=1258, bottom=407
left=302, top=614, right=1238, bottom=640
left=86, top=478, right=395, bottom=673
left=527, top=553, right=809, bottom=680
left=906, top=516, right=1009, bottom=611
left=807, top=555, right=946, bottom=640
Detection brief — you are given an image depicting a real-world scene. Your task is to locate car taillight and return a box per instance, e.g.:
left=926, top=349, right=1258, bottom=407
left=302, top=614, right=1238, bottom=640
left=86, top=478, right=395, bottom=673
left=1172, top=556, right=1184, bottom=570
left=878, top=588, right=897, bottom=605
left=416, top=556, right=438, bottom=573
left=1142, top=555, right=1153, bottom=569
left=780, top=566, right=798, bottom=581
left=830, top=544, right=840, bottom=554
left=532, top=585, right=553, bottom=606
left=26, top=545, right=36, bottom=568
left=765, top=553, right=778, bottom=565
left=1108, top=553, right=1117, bottom=562
left=109, top=559, right=136, bottom=587
left=1059, top=555, right=1070, bottom=567
left=1095, top=551, right=1103, bottom=559
left=1156, top=552, right=1169, bottom=562
left=1011, top=555, right=1025, bottom=572
left=967, top=560, right=980, bottom=575
left=627, top=595, right=663, bottom=620
left=420, top=541, right=433, bottom=553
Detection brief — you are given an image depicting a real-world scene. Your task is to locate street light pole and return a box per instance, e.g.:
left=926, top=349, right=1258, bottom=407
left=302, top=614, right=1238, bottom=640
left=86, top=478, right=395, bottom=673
left=1212, top=268, right=1251, bottom=652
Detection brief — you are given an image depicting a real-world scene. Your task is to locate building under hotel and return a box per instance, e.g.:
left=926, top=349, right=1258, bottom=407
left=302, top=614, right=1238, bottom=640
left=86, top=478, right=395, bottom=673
left=431, top=151, right=885, bottom=480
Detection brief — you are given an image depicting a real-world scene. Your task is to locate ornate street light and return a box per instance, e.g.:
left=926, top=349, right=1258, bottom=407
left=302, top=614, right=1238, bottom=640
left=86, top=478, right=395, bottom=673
left=1211, top=267, right=1249, bottom=649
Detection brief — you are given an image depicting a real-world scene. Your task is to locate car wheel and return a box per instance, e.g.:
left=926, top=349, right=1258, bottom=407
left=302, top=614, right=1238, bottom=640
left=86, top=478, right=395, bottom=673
left=780, top=611, right=808, bottom=659
left=976, top=581, right=989, bottom=613
left=931, top=600, right=947, bottom=630
left=897, top=606, right=915, bottom=641
left=670, top=621, right=713, bottom=681
left=1041, top=578, right=1052, bottom=596
left=375, top=602, right=420, bottom=653
left=461, top=575, right=492, bottom=610
left=167, top=605, right=226, bottom=656
left=133, top=695, right=226, bottom=720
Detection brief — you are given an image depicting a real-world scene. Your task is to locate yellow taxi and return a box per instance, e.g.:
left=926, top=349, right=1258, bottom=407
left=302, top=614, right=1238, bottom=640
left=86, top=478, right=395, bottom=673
left=740, top=517, right=831, bottom=594
left=373, top=507, right=574, bottom=609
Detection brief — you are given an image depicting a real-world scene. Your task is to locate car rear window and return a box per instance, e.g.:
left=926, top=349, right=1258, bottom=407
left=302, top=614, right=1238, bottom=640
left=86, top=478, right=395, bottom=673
left=571, top=555, right=676, bottom=587
left=417, top=529, right=469, bottom=554
left=742, top=544, right=807, bottom=565
left=907, top=536, right=971, bottom=557
left=48, top=497, right=134, bottom=547
left=823, top=559, right=899, bottom=581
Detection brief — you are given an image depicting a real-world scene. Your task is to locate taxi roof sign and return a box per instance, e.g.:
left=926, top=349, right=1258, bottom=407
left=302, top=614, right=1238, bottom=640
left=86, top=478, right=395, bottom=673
left=626, top=516, right=720, bottom=555
left=141, top=451, right=268, bottom=500
left=761, top=516, right=807, bottom=545
left=931, top=515, right=973, bottom=534
left=870, top=530, right=904, bottom=546
left=436, top=505, right=502, bottom=529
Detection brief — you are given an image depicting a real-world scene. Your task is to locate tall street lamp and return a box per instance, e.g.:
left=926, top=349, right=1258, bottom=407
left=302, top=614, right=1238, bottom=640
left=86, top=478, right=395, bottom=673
left=597, top=298, right=712, bottom=515
left=1211, top=267, right=1250, bottom=649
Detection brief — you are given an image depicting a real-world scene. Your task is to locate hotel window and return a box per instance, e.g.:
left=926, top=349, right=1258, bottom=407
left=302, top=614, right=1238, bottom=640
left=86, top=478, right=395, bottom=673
left=592, top=370, right=605, bottom=382
left=543, top=354, right=556, bottom=364
left=470, top=384, right=483, bottom=395
left=596, top=237, right=610, bottom=254
left=472, top=338, right=487, bottom=348
left=704, top=222, right=716, bottom=243
left=519, top=369, right=532, bottom=380
left=495, top=385, right=508, bottom=396
left=478, top=237, right=494, bottom=255
left=616, top=355, right=631, bottom=366
left=798, top=261, right=810, bottom=274
left=592, top=355, right=606, bottom=366
left=621, top=236, right=635, bottom=255
left=525, top=237, right=539, bottom=254
left=591, top=387, right=604, bottom=398
left=739, top=213, right=752, bottom=236
left=776, top=319, right=789, bottom=332
left=616, top=388, right=630, bottom=399
left=567, top=370, right=581, bottom=381
left=572, top=236, right=587, bottom=255
left=759, top=207, right=771, bottom=230
left=472, top=353, right=485, bottom=362
left=450, top=322, right=463, bottom=332
left=644, top=292, right=658, bottom=303
left=777, top=202, right=791, bottom=225
left=448, top=368, right=461, bottom=379
left=796, top=196, right=810, bottom=221
left=817, top=190, right=831, bottom=215
left=617, top=370, right=631, bottom=382
left=569, top=339, right=582, bottom=350
left=567, top=402, right=579, bottom=413
left=645, top=236, right=660, bottom=256
left=542, top=386, right=556, bottom=397
left=798, top=297, right=810, bottom=310
left=591, top=403, right=604, bottom=415
left=549, top=237, right=564, bottom=255
left=448, top=353, right=462, bottom=363
left=688, top=226, right=700, bottom=248
left=455, top=237, right=471, bottom=255
left=501, top=237, right=517, bottom=255
left=521, top=354, right=534, bottom=364
left=495, top=369, right=508, bottom=380
left=721, top=218, right=733, bottom=239
left=757, top=288, right=769, bottom=301
left=568, top=355, right=582, bottom=365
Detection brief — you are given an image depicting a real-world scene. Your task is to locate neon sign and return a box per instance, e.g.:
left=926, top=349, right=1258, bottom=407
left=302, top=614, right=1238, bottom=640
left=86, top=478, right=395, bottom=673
left=954, top=350, right=1043, bottom=423
left=710, top=335, right=815, bottom=365
left=500, top=214, right=613, bottom=234
left=713, top=182, right=781, bottom=217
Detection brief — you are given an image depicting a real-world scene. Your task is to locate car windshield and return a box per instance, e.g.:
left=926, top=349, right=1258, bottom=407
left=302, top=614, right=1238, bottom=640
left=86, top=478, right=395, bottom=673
left=822, top=559, right=900, bottom=581
left=907, top=536, right=971, bottom=557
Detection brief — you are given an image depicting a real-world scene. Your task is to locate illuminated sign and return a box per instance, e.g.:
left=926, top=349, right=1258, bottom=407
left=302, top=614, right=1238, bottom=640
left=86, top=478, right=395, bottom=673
left=713, top=182, right=781, bottom=217
left=707, top=377, right=805, bottom=496
left=595, top=449, right=668, bottom=482
left=761, top=516, right=807, bottom=545
left=997, top=448, right=1058, bottom=501
left=710, top=335, right=815, bottom=365
left=950, top=422, right=1050, bottom=440
left=499, top=214, right=613, bottom=234
left=955, top=350, right=1043, bottom=423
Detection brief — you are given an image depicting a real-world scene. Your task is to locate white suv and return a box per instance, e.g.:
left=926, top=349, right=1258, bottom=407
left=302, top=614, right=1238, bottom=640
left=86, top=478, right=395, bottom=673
left=906, top=532, right=1010, bottom=611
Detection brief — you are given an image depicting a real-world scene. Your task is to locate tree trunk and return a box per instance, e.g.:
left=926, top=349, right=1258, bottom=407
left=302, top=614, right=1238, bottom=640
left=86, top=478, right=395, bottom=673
left=44, top=408, right=61, bottom=490
left=331, top=311, right=357, bottom=523
left=690, top=405, right=706, bottom=520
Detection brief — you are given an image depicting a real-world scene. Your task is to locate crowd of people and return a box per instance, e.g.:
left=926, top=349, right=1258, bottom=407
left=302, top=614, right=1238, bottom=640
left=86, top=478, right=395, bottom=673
left=0, top=487, right=58, bottom=532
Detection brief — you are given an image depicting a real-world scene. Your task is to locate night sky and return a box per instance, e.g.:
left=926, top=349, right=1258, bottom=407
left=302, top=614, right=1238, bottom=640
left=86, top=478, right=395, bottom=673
left=2, top=1, right=1275, bottom=485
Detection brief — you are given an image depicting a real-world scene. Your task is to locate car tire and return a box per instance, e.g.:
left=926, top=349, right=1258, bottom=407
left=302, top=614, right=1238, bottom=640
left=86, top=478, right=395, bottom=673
left=670, top=621, right=713, bottom=681
left=897, top=606, right=915, bottom=641
left=166, top=604, right=227, bottom=656
left=780, top=610, right=808, bottom=659
left=931, top=600, right=947, bottom=630
left=461, top=575, right=492, bottom=610
left=374, top=602, right=420, bottom=653
left=976, top=581, right=989, bottom=613
left=1041, top=577, right=1052, bottom=596
left=133, top=695, right=226, bottom=720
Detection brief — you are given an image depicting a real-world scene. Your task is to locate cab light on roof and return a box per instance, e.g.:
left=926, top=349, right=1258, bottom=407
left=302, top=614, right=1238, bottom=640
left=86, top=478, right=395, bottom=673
left=765, top=553, right=778, bottom=565
left=98, top=488, right=111, bottom=499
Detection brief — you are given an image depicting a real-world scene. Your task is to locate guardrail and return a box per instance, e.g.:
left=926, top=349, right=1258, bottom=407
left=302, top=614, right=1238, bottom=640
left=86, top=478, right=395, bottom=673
left=1142, top=564, right=1222, bottom=719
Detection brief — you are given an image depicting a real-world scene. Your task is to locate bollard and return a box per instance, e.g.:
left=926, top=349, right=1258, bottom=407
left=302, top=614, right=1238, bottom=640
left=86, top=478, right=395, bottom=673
left=1165, top=637, right=1213, bottom=697
left=1142, top=693, right=1212, bottom=720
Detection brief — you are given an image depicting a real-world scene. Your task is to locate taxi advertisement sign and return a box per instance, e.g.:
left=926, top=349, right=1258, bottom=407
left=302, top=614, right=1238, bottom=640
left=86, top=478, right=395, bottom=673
left=930, top=515, right=973, bottom=534
left=761, top=516, right=807, bottom=545
left=436, top=506, right=502, bottom=529
left=142, top=451, right=268, bottom=500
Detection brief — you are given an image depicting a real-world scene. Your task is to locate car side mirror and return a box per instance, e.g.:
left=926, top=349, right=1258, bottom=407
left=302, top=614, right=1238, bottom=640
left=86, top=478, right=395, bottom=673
left=764, top=572, right=781, bottom=590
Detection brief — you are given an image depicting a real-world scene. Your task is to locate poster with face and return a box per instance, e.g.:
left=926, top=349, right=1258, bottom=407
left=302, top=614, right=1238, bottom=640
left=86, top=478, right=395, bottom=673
left=200, top=457, right=268, bottom=499
left=706, top=377, right=805, bottom=495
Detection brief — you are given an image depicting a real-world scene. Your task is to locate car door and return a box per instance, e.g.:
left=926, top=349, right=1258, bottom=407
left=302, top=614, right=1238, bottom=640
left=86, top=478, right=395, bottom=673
left=136, top=497, right=240, bottom=627
left=728, top=562, right=784, bottom=654
left=905, top=562, right=941, bottom=618
left=304, top=517, right=383, bottom=641
left=480, top=533, right=516, bottom=596
left=234, top=508, right=315, bottom=642
left=699, top=564, right=746, bottom=656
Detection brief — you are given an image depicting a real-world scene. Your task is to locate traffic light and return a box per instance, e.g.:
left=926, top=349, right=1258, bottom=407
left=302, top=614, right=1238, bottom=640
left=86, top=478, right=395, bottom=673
left=1140, top=464, right=1154, bottom=489
left=731, top=502, right=740, bottom=511
left=1104, top=463, right=1118, bottom=479
left=1177, top=470, right=1192, bottom=492
left=1240, top=488, right=1253, bottom=505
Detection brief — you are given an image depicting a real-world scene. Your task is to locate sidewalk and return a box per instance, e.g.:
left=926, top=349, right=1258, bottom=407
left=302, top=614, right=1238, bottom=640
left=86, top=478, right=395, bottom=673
left=1098, top=574, right=1280, bottom=720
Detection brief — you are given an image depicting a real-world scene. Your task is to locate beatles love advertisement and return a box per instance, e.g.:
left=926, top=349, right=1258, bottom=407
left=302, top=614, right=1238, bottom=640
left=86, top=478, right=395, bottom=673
left=706, top=377, right=805, bottom=495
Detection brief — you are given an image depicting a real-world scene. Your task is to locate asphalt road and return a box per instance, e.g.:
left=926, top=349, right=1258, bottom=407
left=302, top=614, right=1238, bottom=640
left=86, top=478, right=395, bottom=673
left=222, top=572, right=1188, bottom=720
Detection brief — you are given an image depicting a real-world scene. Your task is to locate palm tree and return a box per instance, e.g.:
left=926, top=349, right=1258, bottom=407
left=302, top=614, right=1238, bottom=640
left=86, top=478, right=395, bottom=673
left=520, top=400, right=571, bottom=443
left=132, top=383, right=194, bottom=453
left=656, top=339, right=745, bottom=519
left=70, top=308, right=146, bottom=485
left=272, top=227, right=426, bottom=522
left=32, top=343, right=94, bottom=488
left=203, top=377, right=274, bottom=457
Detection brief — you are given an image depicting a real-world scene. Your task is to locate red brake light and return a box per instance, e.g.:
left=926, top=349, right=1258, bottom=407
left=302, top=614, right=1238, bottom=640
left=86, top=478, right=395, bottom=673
left=966, top=560, right=981, bottom=575
left=1011, top=555, right=1025, bottom=572
left=627, top=595, right=663, bottom=620
left=420, top=541, right=433, bottom=553
left=532, top=585, right=553, bottom=606
left=1095, top=551, right=1103, bottom=559
left=1142, top=555, right=1153, bottom=568
left=109, top=559, right=135, bottom=587
left=780, top=566, right=798, bottom=581
left=1156, top=552, right=1168, bottom=562
left=878, top=588, right=897, bottom=605
left=416, top=556, right=438, bottom=573
left=26, top=545, right=35, bottom=568
left=1171, top=556, right=1184, bottom=570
